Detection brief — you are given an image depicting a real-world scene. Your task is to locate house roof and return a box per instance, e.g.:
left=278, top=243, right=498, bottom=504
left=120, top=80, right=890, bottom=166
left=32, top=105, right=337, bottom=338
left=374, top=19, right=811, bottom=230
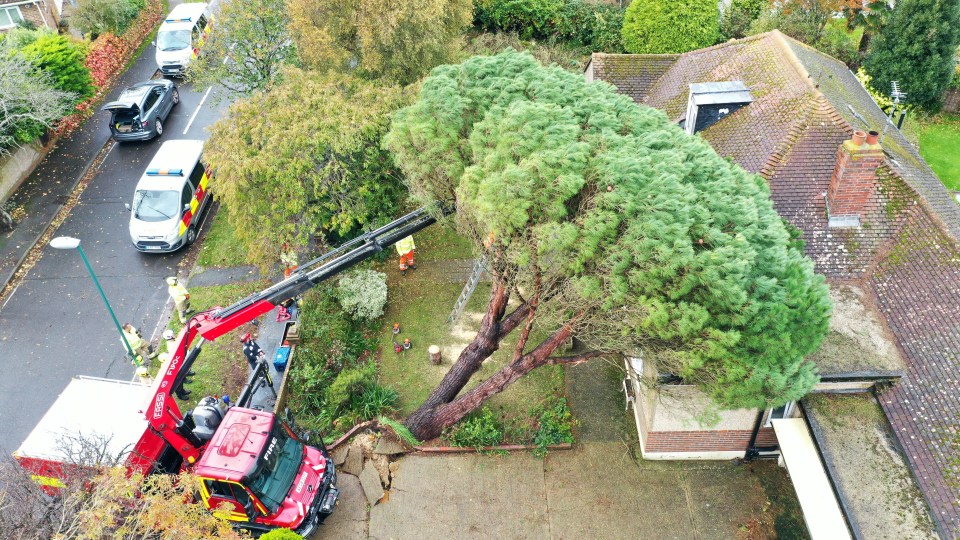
left=588, top=31, right=960, bottom=536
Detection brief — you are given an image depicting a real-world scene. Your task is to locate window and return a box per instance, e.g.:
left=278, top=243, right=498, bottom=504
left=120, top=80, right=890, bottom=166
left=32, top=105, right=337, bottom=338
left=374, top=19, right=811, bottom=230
left=181, top=183, right=192, bottom=209
left=189, top=161, right=205, bottom=187
left=763, top=401, right=796, bottom=427
left=0, top=6, right=24, bottom=29
left=196, top=14, right=207, bottom=31
left=142, top=91, right=160, bottom=113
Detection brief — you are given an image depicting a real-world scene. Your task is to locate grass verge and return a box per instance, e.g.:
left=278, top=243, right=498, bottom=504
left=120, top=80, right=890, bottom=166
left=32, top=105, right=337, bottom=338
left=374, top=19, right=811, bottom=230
left=196, top=205, right=252, bottom=268
left=161, top=280, right=269, bottom=410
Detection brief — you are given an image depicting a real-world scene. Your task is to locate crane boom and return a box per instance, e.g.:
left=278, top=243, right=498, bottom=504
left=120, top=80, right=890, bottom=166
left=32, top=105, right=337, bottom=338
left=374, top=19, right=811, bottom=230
left=145, top=206, right=443, bottom=463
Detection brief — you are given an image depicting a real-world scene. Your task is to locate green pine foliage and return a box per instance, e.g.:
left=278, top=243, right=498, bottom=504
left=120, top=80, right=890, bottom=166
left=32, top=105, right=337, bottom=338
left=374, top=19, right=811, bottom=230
left=21, top=34, right=94, bottom=102
left=621, top=0, right=719, bottom=54
left=385, top=50, right=831, bottom=410
left=862, top=0, right=960, bottom=111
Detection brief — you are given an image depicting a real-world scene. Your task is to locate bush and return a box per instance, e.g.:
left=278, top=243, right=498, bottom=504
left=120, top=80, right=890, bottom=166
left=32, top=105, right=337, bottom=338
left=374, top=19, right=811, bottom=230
left=70, top=0, right=145, bottom=38
left=446, top=408, right=504, bottom=449
left=474, top=0, right=624, bottom=52
left=552, top=1, right=624, bottom=52
left=464, top=32, right=589, bottom=71
left=21, top=34, right=94, bottom=102
left=354, top=384, right=399, bottom=418
left=475, top=0, right=563, bottom=39
left=336, top=269, right=388, bottom=320
left=720, top=0, right=766, bottom=40
left=326, top=362, right=377, bottom=410
left=814, top=20, right=860, bottom=67
left=532, top=397, right=574, bottom=457
left=622, top=0, right=719, bottom=54
left=260, top=529, right=303, bottom=540
left=950, top=65, right=960, bottom=91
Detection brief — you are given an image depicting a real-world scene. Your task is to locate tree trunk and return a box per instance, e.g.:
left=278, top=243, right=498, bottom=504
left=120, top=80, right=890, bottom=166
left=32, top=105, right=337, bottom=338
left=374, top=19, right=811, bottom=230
left=406, top=324, right=576, bottom=441
left=403, top=281, right=512, bottom=433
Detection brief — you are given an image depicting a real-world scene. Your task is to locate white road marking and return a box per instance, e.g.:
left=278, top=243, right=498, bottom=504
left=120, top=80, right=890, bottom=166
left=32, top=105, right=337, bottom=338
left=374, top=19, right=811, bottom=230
left=183, top=86, right=212, bottom=135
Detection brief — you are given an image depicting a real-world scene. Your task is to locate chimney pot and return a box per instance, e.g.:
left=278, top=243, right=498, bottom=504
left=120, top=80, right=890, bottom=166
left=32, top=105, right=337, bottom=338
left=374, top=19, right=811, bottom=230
left=866, top=130, right=879, bottom=145
left=852, top=130, right=867, bottom=146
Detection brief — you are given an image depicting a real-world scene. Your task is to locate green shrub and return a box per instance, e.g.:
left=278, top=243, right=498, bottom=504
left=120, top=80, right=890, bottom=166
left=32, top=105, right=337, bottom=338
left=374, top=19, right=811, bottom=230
left=950, top=65, right=960, bottom=91
left=474, top=0, right=624, bottom=52
left=814, top=20, right=860, bottom=67
left=21, top=34, right=94, bottom=102
left=326, top=362, right=376, bottom=410
left=336, top=269, right=388, bottom=320
left=446, top=408, right=504, bottom=449
left=475, top=0, right=564, bottom=40
left=532, top=397, right=574, bottom=457
left=353, top=384, right=399, bottom=418
left=552, top=1, right=624, bottom=52
left=70, top=0, right=145, bottom=38
left=622, top=0, right=719, bottom=54
left=720, top=0, right=766, bottom=40
left=260, top=529, right=303, bottom=540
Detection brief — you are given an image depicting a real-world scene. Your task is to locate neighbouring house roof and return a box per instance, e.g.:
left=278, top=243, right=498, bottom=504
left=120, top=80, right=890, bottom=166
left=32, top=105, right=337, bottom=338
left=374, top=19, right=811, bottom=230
left=588, top=30, right=960, bottom=537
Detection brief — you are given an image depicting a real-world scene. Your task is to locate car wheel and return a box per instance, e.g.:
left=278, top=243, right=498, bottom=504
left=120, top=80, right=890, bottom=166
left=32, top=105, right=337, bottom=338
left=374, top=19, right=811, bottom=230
left=186, top=227, right=197, bottom=246
left=155, top=118, right=163, bottom=137
left=172, top=88, right=180, bottom=105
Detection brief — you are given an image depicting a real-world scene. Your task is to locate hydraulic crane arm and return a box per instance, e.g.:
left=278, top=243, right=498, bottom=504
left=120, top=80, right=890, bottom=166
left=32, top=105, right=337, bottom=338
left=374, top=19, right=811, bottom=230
left=144, top=206, right=444, bottom=462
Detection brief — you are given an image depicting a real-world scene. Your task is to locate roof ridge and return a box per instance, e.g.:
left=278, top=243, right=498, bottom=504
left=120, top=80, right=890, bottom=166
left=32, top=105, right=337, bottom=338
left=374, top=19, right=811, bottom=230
left=589, top=52, right=680, bottom=60
left=766, top=30, right=825, bottom=97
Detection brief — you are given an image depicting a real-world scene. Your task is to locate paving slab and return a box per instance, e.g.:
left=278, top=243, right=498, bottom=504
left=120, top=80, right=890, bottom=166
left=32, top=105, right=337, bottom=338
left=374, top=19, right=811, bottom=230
left=544, top=442, right=693, bottom=540
left=370, top=453, right=550, bottom=540
left=313, top=473, right=367, bottom=539
left=359, top=462, right=385, bottom=506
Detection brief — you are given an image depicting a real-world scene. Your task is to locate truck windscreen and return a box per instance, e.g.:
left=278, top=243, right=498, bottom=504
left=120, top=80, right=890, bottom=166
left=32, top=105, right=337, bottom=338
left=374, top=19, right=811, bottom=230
left=246, top=423, right=304, bottom=514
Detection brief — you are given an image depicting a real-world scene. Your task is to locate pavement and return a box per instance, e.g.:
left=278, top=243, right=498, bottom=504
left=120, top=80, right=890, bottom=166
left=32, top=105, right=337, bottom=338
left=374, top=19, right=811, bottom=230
left=0, top=0, right=230, bottom=454
left=314, top=360, right=805, bottom=540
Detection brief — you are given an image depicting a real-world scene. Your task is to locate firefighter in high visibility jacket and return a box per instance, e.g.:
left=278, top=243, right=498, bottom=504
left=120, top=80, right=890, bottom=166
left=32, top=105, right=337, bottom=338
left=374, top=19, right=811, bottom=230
left=166, top=276, right=190, bottom=323
left=122, top=323, right=157, bottom=364
left=396, top=235, right=416, bottom=275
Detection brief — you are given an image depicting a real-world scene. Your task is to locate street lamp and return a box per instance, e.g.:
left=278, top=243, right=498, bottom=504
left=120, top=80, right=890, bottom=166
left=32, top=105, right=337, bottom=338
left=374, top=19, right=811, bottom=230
left=50, top=236, right=141, bottom=367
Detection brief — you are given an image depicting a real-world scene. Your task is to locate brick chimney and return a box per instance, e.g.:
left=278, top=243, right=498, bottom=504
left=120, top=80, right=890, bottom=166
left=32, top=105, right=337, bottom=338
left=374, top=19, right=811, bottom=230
left=826, top=130, right=883, bottom=228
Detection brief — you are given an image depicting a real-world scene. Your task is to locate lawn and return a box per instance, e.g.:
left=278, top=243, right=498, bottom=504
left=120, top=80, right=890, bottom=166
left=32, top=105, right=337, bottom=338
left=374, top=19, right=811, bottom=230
left=376, top=224, right=565, bottom=440
left=917, top=114, right=960, bottom=191
left=196, top=205, right=252, bottom=268
left=162, top=280, right=269, bottom=410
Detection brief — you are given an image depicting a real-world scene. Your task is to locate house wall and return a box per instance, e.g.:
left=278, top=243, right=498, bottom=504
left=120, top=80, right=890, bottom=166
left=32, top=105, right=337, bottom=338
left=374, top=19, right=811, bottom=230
left=624, top=359, right=777, bottom=460
left=0, top=0, right=58, bottom=31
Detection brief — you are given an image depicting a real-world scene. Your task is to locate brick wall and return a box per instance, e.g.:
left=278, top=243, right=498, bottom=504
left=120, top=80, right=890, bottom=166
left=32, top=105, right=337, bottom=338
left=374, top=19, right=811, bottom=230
left=827, top=139, right=884, bottom=219
left=5, top=1, right=58, bottom=31
left=645, top=428, right=777, bottom=453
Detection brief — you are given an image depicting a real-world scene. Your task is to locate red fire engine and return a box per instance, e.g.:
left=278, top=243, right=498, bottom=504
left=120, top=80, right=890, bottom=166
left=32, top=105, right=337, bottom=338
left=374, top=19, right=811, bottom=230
left=14, top=208, right=438, bottom=536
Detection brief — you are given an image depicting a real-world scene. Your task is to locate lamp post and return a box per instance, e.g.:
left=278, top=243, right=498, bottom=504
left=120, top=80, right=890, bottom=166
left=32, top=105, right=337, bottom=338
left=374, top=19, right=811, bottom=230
left=50, top=236, right=141, bottom=367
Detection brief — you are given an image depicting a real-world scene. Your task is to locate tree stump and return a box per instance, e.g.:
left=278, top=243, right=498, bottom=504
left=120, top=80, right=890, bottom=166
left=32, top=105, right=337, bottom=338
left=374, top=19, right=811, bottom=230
left=428, top=345, right=441, bottom=365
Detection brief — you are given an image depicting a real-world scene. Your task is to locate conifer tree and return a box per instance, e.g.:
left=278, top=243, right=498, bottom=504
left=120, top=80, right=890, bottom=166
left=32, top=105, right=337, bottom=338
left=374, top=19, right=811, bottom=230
left=863, top=0, right=960, bottom=110
left=386, top=50, right=832, bottom=440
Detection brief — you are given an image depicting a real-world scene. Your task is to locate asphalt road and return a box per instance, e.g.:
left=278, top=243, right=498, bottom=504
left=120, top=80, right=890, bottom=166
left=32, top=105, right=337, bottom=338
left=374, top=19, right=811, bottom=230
left=0, top=25, right=230, bottom=453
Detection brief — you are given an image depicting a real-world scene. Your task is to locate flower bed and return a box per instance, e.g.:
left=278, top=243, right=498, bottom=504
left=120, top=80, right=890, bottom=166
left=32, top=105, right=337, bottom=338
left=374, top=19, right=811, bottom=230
left=51, top=0, right=165, bottom=138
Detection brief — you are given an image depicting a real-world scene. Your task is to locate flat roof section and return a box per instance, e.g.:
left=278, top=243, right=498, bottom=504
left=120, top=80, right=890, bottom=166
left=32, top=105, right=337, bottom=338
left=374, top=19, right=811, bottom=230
left=15, top=376, right=153, bottom=462
left=803, top=394, right=937, bottom=540
left=771, top=418, right=851, bottom=540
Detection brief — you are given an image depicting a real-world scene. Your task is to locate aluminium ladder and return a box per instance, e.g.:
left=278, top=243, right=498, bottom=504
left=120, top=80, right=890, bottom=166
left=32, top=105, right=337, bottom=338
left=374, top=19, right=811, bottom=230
left=447, top=254, right=489, bottom=325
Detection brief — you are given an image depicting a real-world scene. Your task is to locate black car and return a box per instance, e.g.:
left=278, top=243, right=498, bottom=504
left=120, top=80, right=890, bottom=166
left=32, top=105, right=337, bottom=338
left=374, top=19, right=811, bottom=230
left=102, top=80, right=179, bottom=142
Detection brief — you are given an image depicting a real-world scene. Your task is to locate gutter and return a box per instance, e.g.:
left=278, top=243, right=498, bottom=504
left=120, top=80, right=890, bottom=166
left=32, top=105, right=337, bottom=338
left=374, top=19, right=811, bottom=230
left=744, top=409, right=779, bottom=461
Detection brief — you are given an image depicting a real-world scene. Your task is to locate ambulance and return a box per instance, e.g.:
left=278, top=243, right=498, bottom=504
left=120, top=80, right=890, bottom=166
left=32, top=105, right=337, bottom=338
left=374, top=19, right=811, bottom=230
left=127, top=140, right=213, bottom=253
left=155, top=2, right=213, bottom=77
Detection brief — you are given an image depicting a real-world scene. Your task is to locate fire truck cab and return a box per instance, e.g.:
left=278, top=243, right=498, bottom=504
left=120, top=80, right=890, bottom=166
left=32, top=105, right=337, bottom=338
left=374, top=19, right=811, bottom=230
left=195, top=407, right=337, bottom=536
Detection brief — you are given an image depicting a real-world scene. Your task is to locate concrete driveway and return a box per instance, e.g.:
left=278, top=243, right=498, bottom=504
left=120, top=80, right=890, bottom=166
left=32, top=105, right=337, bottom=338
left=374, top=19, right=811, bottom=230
left=315, top=362, right=805, bottom=540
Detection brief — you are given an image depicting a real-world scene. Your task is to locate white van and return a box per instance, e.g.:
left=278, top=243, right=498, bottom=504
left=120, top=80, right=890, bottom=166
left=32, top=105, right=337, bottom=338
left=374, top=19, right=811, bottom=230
left=128, top=140, right=213, bottom=253
left=155, top=3, right=212, bottom=77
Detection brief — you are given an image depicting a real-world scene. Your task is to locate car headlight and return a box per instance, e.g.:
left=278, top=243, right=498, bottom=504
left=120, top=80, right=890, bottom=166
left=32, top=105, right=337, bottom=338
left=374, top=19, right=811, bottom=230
left=165, top=226, right=181, bottom=242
